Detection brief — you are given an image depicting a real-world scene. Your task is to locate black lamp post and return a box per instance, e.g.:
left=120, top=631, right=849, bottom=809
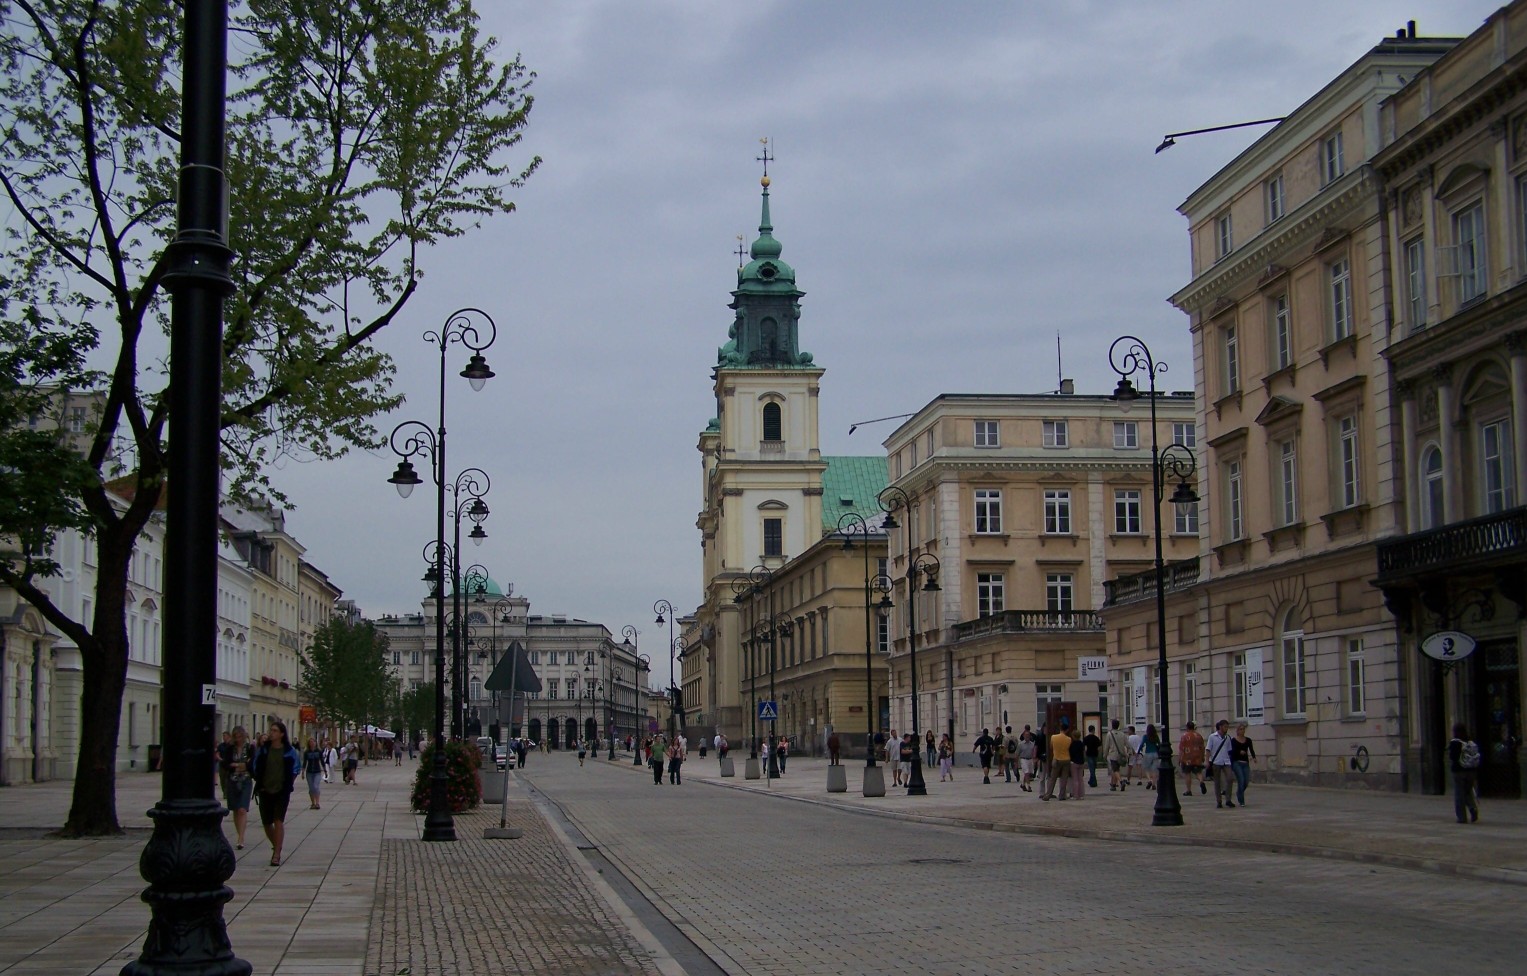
left=126, top=3, right=249, bottom=972
left=488, top=596, right=515, bottom=739
left=838, top=512, right=893, bottom=771
left=653, top=600, right=680, bottom=741
left=1110, top=334, right=1199, bottom=828
left=730, top=577, right=758, bottom=760
left=878, top=486, right=940, bottom=797
left=385, top=308, right=498, bottom=843
left=621, top=627, right=641, bottom=764
left=459, top=562, right=491, bottom=736
left=603, top=647, right=615, bottom=760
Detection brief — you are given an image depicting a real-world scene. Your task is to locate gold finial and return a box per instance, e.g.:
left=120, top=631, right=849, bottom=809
left=757, top=137, right=773, bottom=186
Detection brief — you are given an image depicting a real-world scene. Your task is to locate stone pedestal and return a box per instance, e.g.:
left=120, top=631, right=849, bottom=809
left=745, top=757, right=761, bottom=780
left=719, top=757, right=735, bottom=777
left=862, top=764, right=886, bottom=797
left=826, top=765, right=847, bottom=793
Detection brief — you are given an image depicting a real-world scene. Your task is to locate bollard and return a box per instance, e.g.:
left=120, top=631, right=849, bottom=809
left=862, top=764, right=886, bottom=797
left=719, top=756, right=735, bottom=777
left=745, top=757, right=761, bottom=780
left=826, top=765, right=847, bottom=793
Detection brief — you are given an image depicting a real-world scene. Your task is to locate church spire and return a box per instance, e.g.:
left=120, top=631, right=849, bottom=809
left=751, top=139, right=782, bottom=260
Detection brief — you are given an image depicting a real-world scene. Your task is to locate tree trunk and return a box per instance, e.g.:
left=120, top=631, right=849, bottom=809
left=59, top=525, right=136, bottom=836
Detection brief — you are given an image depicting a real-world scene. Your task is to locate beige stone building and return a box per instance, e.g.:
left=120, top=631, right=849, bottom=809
left=883, top=390, right=1197, bottom=758
left=225, top=503, right=305, bottom=735
left=1106, top=26, right=1463, bottom=791
left=1372, top=4, right=1527, bottom=799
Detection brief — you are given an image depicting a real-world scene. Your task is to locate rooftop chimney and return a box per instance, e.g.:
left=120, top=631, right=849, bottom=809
left=1059, top=378, right=1075, bottom=395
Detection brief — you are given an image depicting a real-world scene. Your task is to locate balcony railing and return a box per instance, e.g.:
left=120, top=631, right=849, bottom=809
left=1376, top=506, right=1527, bottom=581
left=953, top=609, right=1104, bottom=641
left=1103, top=557, right=1201, bottom=608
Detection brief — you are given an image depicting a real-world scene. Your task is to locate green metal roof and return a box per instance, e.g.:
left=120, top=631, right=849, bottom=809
left=820, top=455, right=888, bottom=532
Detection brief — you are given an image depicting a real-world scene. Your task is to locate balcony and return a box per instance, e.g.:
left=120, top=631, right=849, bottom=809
left=1103, top=557, right=1201, bottom=608
left=953, top=609, right=1103, bottom=641
left=1376, top=506, right=1527, bottom=583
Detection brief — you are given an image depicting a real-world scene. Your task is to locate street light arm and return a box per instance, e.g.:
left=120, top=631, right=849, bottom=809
left=1108, top=335, right=1166, bottom=395
left=425, top=307, right=499, bottom=355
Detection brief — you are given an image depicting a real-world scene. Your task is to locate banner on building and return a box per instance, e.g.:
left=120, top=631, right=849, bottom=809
left=1078, top=656, right=1108, bottom=681
left=1245, top=648, right=1265, bottom=724
left=1131, top=666, right=1149, bottom=726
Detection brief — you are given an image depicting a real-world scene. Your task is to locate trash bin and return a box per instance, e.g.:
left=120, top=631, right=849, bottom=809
left=147, top=744, right=163, bottom=772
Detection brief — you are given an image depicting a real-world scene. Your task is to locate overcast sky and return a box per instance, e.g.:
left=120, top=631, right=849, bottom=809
left=271, top=0, right=1500, bottom=689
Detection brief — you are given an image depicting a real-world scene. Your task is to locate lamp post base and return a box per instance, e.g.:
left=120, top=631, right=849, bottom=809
left=1152, top=753, right=1185, bottom=827
left=905, top=755, right=928, bottom=796
left=422, top=760, right=456, bottom=842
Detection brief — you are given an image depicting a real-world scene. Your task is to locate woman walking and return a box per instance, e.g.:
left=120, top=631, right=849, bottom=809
left=302, top=737, right=324, bottom=810
left=221, top=726, right=254, bottom=849
left=1230, top=723, right=1257, bottom=807
left=937, top=733, right=954, bottom=782
left=1141, top=724, right=1161, bottom=791
left=251, top=720, right=301, bottom=867
left=667, top=738, right=684, bottom=785
left=925, top=729, right=937, bottom=768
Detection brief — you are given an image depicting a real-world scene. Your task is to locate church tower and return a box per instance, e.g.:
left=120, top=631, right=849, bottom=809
left=694, top=170, right=827, bottom=742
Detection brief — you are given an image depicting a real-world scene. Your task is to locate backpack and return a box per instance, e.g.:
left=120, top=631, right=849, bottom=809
left=1459, top=740, right=1482, bottom=769
left=1006, top=737, right=1018, bottom=754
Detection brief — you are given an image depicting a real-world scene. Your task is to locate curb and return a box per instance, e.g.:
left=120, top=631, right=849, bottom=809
left=691, top=773, right=1527, bottom=888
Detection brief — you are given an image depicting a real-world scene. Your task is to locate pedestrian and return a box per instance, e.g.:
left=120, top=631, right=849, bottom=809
left=1178, top=722, right=1207, bottom=797
left=1449, top=722, right=1482, bottom=824
left=1001, top=726, right=1019, bottom=783
left=1230, top=723, right=1257, bottom=806
left=898, top=733, right=916, bottom=782
left=217, top=730, right=234, bottom=799
left=222, top=725, right=254, bottom=849
left=993, top=733, right=1008, bottom=783
left=777, top=735, right=789, bottom=773
left=713, top=731, right=723, bottom=757
left=323, top=739, right=338, bottom=783
left=1068, top=728, right=1087, bottom=798
left=827, top=732, right=841, bottom=765
left=251, top=720, right=300, bottom=867
left=667, top=738, right=683, bottom=784
left=1126, top=725, right=1143, bottom=785
left=394, top=739, right=402, bottom=766
left=1103, top=720, right=1131, bottom=791
left=302, top=737, right=324, bottom=810
left=1206, top=719, right=1235, bottom=808
left=973, top=727, right=995, bottom=784
left=1141, top=724, right=1161, bottom=791
left=577, top=738, right=587, bottom=767
left=1033, top=724, right=1049, bottom=796
left=517, top=737, right=528, bottom=768
left=938, top=733, right=954, bottom=781
left=343, top=736, right=359, bottom=785
left=650, top=737, right=665, bottom=785
left=1043, top=723, right=1072, bottom=800
left=925, top=728, right=937, bottom=767
left=718, top=734, right=730, bottom=759
left=887, top=728, right=901, bottom=786
left=1082, top=725, right=1102, bottom=788
left=1017, top=729, right=1037, bottom=791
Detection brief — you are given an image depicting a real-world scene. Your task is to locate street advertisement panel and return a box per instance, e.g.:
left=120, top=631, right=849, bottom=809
left=1245, top=648, right=1265, bottom=724
left=1131, top=666, right=1148, bottom=727
left=1077, top=656, right=1108, bottom=681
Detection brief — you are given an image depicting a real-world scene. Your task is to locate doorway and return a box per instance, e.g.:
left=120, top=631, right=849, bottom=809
left=1473, top=641, right=1521, bottom=799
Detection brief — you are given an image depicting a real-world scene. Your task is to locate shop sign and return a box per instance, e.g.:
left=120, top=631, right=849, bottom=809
left=1420, top=630, right=1477, bottom=662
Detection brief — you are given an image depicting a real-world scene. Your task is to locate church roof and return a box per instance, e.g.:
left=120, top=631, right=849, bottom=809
left=820, top=455, right=889, bottom=531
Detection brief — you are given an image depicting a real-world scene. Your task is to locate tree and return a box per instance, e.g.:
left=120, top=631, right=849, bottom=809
left=299, top=617, right=391, bottom=739
left=397, top=680, right=434, bottom=745
left=0, top=0, right=537, bottom=834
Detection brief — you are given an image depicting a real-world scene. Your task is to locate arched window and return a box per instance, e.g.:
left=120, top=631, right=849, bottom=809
left=1279, top=607, right=1306, bottom=718
left=467, top=610, right=488, bottom=625
left=528, top=718, right=541, bottom=743
left=470, top=677, right=482, bottom=702
left=762, top=402, right=782, bottom=441
left=1421, top=446, right=1444, bottom=529
left=564, top=718, right=578, bottom=746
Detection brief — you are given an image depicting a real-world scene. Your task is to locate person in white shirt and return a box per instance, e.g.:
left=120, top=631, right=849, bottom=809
left=1126, top=726, right=1144, bottom=785
left=1205, top=719, right=1236, bottom=808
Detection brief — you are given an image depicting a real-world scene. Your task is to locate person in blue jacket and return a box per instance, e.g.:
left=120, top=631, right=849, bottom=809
left=251, top=720, right=301, bottom=867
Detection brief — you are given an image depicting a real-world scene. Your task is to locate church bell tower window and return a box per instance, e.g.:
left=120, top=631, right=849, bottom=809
left=763, top=402, right=783, bottom=442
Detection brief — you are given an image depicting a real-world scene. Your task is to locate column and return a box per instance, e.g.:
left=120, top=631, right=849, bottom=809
left=1508, top=333, right=1527, bottom=505
left=1398, top=381, right=1420, bottom=531
left=1434, top=364, right=1462, bottom=522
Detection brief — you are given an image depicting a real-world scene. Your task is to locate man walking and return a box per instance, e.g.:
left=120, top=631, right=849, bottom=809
left=1206, top=719, right=1235, bottom=808
left=887, top=728, right=902, bottom=786
left=973, top=727, right=995, bottom=784
left=1003, top=726, right=1019, bottom=783
left=1042, top=723, right=1072, bottom=800
left=1103, top=720, right=1130, bottom=791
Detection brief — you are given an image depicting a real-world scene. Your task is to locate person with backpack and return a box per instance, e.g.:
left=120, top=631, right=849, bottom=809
left=1103, top=720, right=1131, bottom=791
left=1449, top=722, right=1481, bottom=824
left=973, top=728, right=995, bottom=784
left=1003, top=727, right=1020, bottom=783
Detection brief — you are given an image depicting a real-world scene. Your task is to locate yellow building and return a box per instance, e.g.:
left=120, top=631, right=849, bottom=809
left=884, top=390, right=1197, bottom=757
left=225, top=502, right=305, bottom=734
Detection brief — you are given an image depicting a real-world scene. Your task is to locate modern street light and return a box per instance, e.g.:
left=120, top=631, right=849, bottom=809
left=878, top=486, right=940, bottom=797
left=838, top=511, right=894, bottom=788
left=385, top=307, right=498, bottom=843
left=127, top=3, right=249, bottom=971
left=653, top=600, right=680, bottom=741
left=1110, top=334, right=1198, bottom=828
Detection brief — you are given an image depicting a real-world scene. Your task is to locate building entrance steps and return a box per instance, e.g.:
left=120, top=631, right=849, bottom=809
left=678, top=755, right=1527, bottom=885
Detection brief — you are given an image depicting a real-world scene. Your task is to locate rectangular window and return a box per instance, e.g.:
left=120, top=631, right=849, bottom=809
left=763, top=517, right=783, bottom=557
left=1113, top=489, right=1141, bottom=534
left=1346, top=638, right=1366, bottom=716
left=1045, top=574, right=1074, bottom=613
left=1227, top=459, right=1245, bottom=541
left=1174, top=500, right=1199, bottom=535
left=410, top=650, right=421, bottom=666
left=1215, top=211, right=1233, bottom=259
left=1329, top=258, right=1353, bottom=341
left=1281, top=633, right=1307, bottom=717
left=1224, top=325, right=1240, bottom=394
left=974, top=489, right=1003, bottom=534
left=1113, top=421, right=1138, bottom=449
left=1265, top=173, right=1285, bottom=223
left=1043, top=489, right=1072, bottom=534
left=1233, top=653, right=1249, bottom=721
left=1339, top=416, right=1361, bottom=508
left=1042, top=420, right=1068, bottom=448
left=1454, top=202, right=1488, bottom=304
left=548, top=679, right=559, bottom=699
left=1184, top=661, right=1200, bottom=726
left=1482, top=419, right=1516, bottom=513
left=1321, top=129, right=1344, bottom=185
left=976, top=573, right=1005, bottom=617
left=1278, top=439, right=1298, bottom=525
left=1272, top=294, right=1292, bottom=370
left=1404, top=237, right=1426, bottom=331
left=974, top=420, right=999, bottom=448
left=877, top=612, right=890, bottom=654
left=1172, top=421, right=1197, bottom=448
left=392, top=651, right=401, bottom=666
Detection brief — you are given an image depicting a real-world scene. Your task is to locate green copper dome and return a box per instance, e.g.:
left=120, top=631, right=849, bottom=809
left=717, top=177, right=814, bottom=370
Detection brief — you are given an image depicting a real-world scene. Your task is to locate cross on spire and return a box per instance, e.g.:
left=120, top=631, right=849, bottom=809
left=757, top=137, right=773, bottom=180
left=735, top=234, right=747, bottom=268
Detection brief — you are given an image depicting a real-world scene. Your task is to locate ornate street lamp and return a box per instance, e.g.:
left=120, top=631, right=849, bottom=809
left=1110, top=334, right=1199, bottom=828
left=654, top=600, right=680, bottom=741
left=622, top=627, right=642, bottom=765
left=839, top=511, right=894, bottom=795
left=878, top=486, right=940, bottom=797
left=730, top=577, right=758, bottom=762
left=384, top=308, right=498, bottom=843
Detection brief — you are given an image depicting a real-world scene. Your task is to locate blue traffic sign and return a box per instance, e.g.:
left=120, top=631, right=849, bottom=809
left=758, top=700, right=778, bottom=720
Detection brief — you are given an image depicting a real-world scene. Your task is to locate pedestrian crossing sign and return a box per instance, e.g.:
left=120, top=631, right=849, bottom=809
left=758, top=700, right=778, bottom=720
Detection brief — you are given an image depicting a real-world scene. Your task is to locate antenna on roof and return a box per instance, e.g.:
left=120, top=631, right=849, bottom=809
left=1056, top=332, right=1063, bottom=392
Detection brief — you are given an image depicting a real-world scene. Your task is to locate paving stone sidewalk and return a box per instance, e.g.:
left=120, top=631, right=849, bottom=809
left=0, top=759, right=669, bottom=975
left=667, top=752, right=1527, bottom=884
